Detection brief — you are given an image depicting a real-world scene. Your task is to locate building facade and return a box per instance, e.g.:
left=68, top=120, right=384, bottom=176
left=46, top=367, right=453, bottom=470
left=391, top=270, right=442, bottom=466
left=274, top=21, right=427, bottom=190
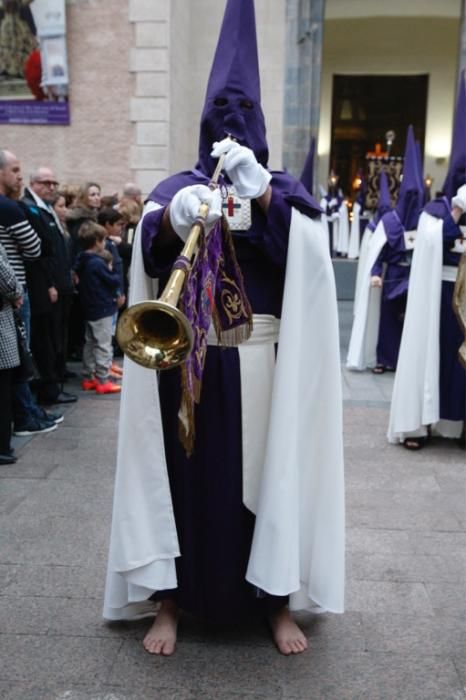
left=2, top=0, right=465, bottom=197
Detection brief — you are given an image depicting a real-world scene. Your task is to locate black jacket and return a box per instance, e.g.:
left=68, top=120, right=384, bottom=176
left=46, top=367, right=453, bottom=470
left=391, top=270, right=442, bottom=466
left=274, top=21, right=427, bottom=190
left=74, top=252, right=120, bottom=321
left=20, top=190, right=61, bottom=315
left=23, top=190, right=74, bottom=298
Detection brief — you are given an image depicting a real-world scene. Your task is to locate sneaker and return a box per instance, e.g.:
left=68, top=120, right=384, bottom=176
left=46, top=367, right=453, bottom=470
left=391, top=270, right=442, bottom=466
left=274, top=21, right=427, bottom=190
left=13, top=419, right=58, bottom=436
left=45, top=410, right=64, bottom=425
left=0, top=454, right=17, bottom=465
left=36, top=408, right=64, bottom=425
left=110, top=362, right=123, bottom=376
left=82, top=378, right=98, bottom=391
left=95, top=380, right=122, bottom=395
left=108, top=369, right=123, bottom=380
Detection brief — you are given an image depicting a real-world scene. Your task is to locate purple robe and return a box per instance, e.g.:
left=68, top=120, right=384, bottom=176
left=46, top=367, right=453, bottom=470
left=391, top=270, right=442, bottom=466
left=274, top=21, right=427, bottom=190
left=141, top=171, right=321, bottom=622
left=371, top=211, right=411, bottom=369
left=425, top=199, right=466, bottom=421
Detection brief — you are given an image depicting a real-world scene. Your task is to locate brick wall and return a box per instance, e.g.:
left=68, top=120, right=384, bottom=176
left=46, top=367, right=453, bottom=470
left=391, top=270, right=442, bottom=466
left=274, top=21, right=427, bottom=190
left=4, top=0, right=133, bottom=196
left=1, top=0, right=286, bottom=195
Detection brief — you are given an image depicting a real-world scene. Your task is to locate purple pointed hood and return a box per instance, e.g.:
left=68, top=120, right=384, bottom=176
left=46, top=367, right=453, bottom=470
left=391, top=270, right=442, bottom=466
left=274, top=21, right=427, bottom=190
left=378, top=169, right=392, bottom=216
left=368, top=169, right=391, bottom=231
left=196, top=0, right=269, bottom=176
left=300, top=137, right=316, bottom=195
left=443, top=70, right=466, bottom=200
left=396, top=125, right=423, bottom=230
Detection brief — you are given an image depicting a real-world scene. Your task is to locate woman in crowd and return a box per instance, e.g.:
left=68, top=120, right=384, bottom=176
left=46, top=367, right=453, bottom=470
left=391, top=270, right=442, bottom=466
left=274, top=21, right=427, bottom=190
left=51, top=191, right=74, bottom=380
left=67, top=181, right=101, bottom=256
left=66, top=181, right=101, bottom=360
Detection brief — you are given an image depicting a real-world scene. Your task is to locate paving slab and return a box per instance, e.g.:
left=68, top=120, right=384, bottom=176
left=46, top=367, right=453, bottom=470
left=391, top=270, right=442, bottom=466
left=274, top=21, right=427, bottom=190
left=0, top=634, right=121, bottom=684
left=0, top=304, right=464, bottom=699
left=279, top=651, right=464, bottom=700
left=0, top=563, right=105, bottom=599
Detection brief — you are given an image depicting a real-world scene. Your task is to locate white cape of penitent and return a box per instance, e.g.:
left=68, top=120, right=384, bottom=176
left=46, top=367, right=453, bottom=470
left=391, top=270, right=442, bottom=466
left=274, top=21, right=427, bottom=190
left=346, top=220, right=386, bottom=370
left=347, top=201, right=361, bottom=259
left=388, top=212, right=463, bottom=442
left=336, top=201, right=350, bottom=256
left=103, top=204, right=345, bottom=619
left=353, top=222, right=373, bottom=315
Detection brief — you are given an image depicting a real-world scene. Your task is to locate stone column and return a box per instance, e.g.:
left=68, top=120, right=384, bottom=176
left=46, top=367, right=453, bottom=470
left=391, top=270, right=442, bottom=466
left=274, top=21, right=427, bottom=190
left=460, top=0, right=466, bottom=74
left=282, top=0, right=325, bottom=182
left=128, top=0, right=170, bottom=194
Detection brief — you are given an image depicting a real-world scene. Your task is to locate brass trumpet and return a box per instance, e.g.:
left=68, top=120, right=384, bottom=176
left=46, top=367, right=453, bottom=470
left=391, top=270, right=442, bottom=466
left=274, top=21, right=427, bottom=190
left=116, top=150, right=228, bottom=371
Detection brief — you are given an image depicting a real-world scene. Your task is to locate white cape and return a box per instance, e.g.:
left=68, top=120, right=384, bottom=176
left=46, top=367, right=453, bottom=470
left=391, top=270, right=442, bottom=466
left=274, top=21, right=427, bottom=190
left=353, top=222, right=373, bottom=315
left=103, top=204, right=345, bottom=619
left=347, top=201, right=361, bottom=259
left=388, top=212, right=463, bottom=442
left=346, top=220, right=386, bottom=370
left=336, top=201, right=350, bottom=256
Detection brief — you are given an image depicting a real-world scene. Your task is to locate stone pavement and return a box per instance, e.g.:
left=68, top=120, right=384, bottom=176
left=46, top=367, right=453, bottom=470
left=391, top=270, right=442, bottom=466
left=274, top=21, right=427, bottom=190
left=0, top=302, right=465, bottom=700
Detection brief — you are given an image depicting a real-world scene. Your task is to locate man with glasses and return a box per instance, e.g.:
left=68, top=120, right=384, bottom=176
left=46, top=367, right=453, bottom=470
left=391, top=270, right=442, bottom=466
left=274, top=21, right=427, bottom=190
left=21, top=167, right=77, bottom=406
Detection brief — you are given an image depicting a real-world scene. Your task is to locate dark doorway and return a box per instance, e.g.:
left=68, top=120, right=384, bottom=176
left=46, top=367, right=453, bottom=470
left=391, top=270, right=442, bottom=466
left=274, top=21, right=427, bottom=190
left=330, top=74, right=429, bottom=195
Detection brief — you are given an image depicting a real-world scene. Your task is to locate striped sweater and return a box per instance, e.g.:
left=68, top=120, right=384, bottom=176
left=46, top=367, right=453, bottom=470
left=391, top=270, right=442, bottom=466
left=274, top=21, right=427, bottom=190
left=0, top=194, right=41, bottom=284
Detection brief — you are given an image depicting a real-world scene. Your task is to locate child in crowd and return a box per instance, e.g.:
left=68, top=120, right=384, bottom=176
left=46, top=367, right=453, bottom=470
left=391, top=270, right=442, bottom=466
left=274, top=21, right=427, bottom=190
left=74, top=223, right=122, bottom=395
left=98, top=207, right=131, bottom=370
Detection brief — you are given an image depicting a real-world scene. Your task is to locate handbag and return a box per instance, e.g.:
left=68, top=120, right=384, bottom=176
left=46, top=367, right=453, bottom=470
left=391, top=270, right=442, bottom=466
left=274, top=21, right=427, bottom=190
left=13, top=310, right=40, bottom=384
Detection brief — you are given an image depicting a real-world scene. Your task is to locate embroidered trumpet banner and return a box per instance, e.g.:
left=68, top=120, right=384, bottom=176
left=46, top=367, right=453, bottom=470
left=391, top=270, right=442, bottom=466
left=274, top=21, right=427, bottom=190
left=178, top=217, right=252, bottom=455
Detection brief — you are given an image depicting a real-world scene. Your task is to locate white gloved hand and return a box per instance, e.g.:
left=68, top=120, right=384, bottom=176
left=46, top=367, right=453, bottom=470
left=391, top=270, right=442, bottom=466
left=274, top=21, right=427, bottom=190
left=451, top=184, right=466, bottom=212
left=169, top=184, right=222, bottom=241
left=211, top=138, right=271, bottom=199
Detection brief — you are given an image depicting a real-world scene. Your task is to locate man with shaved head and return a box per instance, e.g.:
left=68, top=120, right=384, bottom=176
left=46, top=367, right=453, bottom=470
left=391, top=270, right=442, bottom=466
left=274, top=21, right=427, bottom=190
left=0, top=149, right=59, bottom=436
left=122, top=182, right=142, bottom=206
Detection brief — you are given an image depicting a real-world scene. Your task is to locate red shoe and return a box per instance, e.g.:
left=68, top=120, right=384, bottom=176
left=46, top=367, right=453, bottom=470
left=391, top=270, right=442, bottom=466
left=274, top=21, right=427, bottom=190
left=95, top=380, right=122, bottom=395
left=110, top=362, right=123, bottom=376
left=82, top=378, right=98, bottom=391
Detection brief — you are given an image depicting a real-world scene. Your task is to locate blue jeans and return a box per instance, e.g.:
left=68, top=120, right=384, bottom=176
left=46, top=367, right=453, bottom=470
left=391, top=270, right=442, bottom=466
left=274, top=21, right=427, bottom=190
left=12, top=289, right=43, bottom=427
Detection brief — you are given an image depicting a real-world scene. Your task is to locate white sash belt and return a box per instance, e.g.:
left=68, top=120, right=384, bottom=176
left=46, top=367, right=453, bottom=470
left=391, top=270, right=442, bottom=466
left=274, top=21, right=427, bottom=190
left=207, top=314, right=280, bottom=346
left=206, top=314, right=280, bottom=513
left=442, top=265, right=458, bottom=283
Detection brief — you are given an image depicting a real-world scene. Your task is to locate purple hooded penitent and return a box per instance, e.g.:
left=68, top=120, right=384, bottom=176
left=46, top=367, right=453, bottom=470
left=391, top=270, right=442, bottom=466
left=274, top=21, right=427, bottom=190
left=196, top=0, right=269, bottom=175
left=378, top=169, right=392, bottom=215
left=396, top=125, right=423, bottom=230
left=443, top=69, right=466, bottom=200
left=300, top=137, right=316, bottom=195
left=368, top=169, right=391, bottom=232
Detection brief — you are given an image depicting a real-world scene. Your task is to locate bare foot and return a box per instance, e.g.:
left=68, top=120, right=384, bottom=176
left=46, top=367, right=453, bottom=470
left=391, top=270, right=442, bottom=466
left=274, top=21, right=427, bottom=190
left=143, top=599, right=179, bottom=656
left=269, top=606, right=308, bottom=655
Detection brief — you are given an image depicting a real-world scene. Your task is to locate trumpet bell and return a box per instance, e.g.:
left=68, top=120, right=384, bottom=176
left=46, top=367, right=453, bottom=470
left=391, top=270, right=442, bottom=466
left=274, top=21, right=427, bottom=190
left=116, top=300, right=194, bottom=370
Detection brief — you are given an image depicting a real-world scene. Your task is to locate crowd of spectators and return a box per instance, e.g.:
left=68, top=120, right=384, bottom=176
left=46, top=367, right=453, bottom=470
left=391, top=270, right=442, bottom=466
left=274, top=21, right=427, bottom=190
left=0, top=148, right=141, bottom=465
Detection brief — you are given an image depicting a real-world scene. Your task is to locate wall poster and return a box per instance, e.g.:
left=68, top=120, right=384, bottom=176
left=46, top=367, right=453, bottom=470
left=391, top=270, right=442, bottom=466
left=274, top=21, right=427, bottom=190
left=0, top=0, right=69, bottom=125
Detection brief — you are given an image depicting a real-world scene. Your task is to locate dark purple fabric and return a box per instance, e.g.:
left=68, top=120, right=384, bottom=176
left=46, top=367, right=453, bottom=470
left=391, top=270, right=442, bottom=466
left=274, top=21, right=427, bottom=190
left=372, top=211, right=410, bottom=368
left=376, top=290, right=406, bottom=369
left=421, top=198, right=465, bottom=420
left=143, top=172, right=320, bottom=317
left=439, top=282, right=466, bottom=421
left=378, top=211, right=406, bottom=252
left=424, top=196, right=450, bottom=220
left=367, top=171, right=392, bottom=232
left=396, top=126, right=423, bottom=230
left=443, top=70, right=466, bottom=200
left=158, top=346, right=287, bottom=622
left=424, top=197, right=464, bottom=267
left=378, top=170, right=391, bottom=214
left=196, top=0, right=268, bottom=176
left=141, top=171, right=315, bottom=620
